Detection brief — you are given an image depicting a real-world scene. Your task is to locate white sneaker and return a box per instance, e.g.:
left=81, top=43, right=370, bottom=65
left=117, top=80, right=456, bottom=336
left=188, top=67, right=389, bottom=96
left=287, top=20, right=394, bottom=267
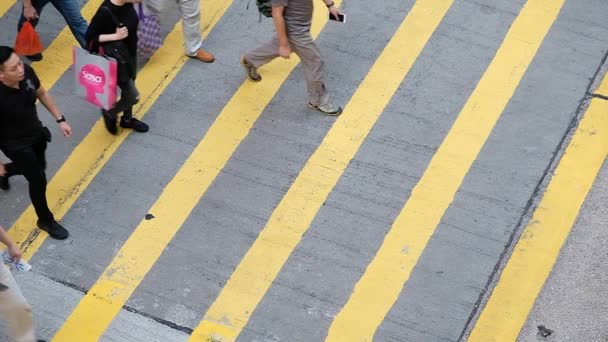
left=308, top=101, right=343, bottom=116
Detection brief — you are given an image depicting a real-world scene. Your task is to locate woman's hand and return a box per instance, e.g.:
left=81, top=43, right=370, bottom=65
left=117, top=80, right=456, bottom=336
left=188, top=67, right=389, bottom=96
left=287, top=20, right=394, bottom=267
left=23, top=5, right=38, bottom=20
left=114, top=26, right=129, bottom=40
left=7, top=244, right=22, bottom=262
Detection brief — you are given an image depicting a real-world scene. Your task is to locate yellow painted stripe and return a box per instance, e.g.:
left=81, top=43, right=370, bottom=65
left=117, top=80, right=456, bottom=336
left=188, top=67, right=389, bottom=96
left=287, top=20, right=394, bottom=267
left=325, top=1, right=565, bottom=341
left=190, top=1, right=453, bottom=341
left=0, top=0, right=16, bottom=18
left=10, top=0, right=227, bottom=263
left=51, top=2, right=339, bottom=340
left=594, top=69, right=608, bottom=97
left=30, top=0, right=102, bottom=89
left=468, top=102, right=608, bottom=340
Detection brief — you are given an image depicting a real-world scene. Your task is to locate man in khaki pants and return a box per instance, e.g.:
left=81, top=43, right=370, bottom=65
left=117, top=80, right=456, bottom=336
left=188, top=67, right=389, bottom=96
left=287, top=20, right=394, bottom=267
left=144, top=0, right=215, bottom=63
left=241, top=0, right=342, bottom=115
left=146, top=0, right=215, bottom=62
left=0, top=224, right=44, bottom=342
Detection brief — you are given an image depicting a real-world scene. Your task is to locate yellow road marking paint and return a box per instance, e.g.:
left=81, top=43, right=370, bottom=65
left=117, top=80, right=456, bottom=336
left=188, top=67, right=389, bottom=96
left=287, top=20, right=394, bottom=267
left=468, top=98, right=608, bottom=340
left=594, top=69, right=608, bottom=97
left=190, top=1, right=452, bottom=341
left=325, top=1, right=565, bottom=341
left=10, top=0, right=228, bottom=263
left=0, top=0, right=16, bottom=18
left=51, top=2, right=339, bottom=340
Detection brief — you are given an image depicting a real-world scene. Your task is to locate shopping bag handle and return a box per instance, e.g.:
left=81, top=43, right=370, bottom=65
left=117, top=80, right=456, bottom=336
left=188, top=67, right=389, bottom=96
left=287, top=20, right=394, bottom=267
left=86, top=40, right=106, bottom=56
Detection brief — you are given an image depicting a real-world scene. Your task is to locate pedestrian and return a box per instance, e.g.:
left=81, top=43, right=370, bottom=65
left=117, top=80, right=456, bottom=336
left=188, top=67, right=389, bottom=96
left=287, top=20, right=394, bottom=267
left=0, top=223, right=46, bottom=342
left=145, top=0, right=215, bottom=62
left=241, top=0, right=343, bottom=115
left=86, top=0, right=149, bottom=134
left=18, top=0, right=89, bottom=61
left=0, top=46, right=71, bottom=240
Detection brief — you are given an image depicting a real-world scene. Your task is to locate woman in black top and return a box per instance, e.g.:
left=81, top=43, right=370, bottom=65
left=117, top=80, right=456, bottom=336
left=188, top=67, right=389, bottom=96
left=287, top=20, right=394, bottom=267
left=86, top=0, right=149, bottom=134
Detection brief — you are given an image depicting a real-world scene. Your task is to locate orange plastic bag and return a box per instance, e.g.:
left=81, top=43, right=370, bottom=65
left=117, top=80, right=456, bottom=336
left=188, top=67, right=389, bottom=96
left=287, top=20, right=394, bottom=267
left=14, top=21, right=43, bottom=56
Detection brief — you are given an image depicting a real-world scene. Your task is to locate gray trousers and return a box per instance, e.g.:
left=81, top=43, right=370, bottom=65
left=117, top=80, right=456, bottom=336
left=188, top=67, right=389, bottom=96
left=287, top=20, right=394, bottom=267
left=145, top=0, right=202, bottom=55
left=177, top=0, right=203, bottom=55
left=245, top=32, right=329, bottom=106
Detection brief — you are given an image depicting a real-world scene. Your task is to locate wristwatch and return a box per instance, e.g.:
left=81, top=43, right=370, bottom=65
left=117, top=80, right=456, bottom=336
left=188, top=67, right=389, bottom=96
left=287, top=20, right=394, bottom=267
left=326, top=1, right=335, bottom=8
left=56, top=115, right=66, bottom=123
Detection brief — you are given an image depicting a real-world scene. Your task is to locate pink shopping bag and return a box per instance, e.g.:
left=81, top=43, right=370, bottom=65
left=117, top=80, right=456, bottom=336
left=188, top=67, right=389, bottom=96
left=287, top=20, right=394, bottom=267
left=73, top=46, right=118, bottom=110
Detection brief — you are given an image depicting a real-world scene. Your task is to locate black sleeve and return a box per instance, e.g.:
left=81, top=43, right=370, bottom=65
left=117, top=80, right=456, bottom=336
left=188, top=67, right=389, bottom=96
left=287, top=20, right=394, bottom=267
left=24, top=64, right=41, bottom=90
left=85, top=7, right=114, bottom=49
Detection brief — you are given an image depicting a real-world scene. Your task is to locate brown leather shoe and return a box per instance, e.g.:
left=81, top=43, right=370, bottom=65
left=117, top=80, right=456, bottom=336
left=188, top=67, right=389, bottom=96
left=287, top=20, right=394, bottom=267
left=188, top=48, right=215, bottom=63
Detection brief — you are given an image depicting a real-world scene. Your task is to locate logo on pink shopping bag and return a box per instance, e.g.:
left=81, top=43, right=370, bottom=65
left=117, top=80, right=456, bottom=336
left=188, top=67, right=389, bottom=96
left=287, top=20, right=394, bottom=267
left=79, top=64, right=107, bottom=108
left=73, top=46, right=118, bottom=110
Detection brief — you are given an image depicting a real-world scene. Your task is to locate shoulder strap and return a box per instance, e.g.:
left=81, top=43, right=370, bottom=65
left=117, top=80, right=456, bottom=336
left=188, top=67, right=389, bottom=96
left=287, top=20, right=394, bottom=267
left=101, top=4, right=122, bottom=27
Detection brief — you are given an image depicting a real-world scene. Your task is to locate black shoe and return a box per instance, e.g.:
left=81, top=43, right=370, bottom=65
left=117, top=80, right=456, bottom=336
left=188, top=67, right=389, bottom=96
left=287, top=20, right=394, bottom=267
left=37, top=340, right=47, bottom=342
left=26, top=53, right=43, bottom=62
left=120, top=118, right=149, bottom=132
left=37, top=220, right=69, bottom=240
left=0, top=175, right=9, bottom=191
left=102, top=109, right=118, bottom=135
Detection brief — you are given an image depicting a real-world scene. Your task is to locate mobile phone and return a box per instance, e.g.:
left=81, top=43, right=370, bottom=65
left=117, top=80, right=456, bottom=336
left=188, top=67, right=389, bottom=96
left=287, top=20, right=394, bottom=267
left=329, top=13, right=346, bottom=23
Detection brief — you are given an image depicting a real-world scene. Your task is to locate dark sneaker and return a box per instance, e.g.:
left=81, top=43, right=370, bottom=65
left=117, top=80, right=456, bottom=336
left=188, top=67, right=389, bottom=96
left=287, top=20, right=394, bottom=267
left=0, top=175, right=9, bottom=191
left=120, top=118, right=149, bottom=132
left=26, top=53, right=43, bottom=62
left=308, top=102, right=343, bottom=116
left=241, top=56, right=261, bottom=82
left=102, top=109, right=118, bottom=135
left=37, top=220, right=69, bottom=240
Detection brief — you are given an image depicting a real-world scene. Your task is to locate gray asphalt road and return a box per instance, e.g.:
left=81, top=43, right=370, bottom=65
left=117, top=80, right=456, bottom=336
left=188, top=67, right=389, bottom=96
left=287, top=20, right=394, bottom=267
left=0, top=0, right=607, bottom=341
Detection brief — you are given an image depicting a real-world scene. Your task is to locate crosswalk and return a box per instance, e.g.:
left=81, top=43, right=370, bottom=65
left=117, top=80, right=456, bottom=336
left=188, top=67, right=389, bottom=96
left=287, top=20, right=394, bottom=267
left=0, top=0, right=607, bottom=341
left=191, top=1, right=452, bottom=340
left=327, top=0, right=565, bottom=340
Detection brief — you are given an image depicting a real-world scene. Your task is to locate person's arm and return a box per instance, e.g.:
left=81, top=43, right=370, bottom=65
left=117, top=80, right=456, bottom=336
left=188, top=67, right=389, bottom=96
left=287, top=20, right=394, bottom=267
left=86, top=10, right=129, bottom=45
left=272, top=5, right=290, bottom=58
left=99, top=27, right=128, bottom=43
left=36, top=86, right=72, bottom=138
left=321, top=0, right=340, bottom=19
left=0, top=225, right=22, bottom=262
left=22, top=0, right=38, bottom=20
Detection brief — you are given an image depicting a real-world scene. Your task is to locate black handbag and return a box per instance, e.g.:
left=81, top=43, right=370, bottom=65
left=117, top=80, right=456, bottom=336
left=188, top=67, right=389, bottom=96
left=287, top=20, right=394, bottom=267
left=101, top=40, right=134, bottom=83
left=99, top=6, right=135, bottom=83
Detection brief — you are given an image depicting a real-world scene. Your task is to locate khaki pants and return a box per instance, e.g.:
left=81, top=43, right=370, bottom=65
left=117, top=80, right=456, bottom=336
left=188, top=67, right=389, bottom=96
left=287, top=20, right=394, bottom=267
left=0, top=265, right=35, bottom=342
left=245, top=32, right=329, bottom=106
left=177, top=0, right=202, bottom=55
left=145, top=0, right=202, bottom=55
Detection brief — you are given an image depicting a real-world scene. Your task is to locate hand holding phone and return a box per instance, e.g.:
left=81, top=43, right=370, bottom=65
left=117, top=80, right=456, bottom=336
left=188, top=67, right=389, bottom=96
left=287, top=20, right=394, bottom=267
left=329, top=12, right=346, bottom=23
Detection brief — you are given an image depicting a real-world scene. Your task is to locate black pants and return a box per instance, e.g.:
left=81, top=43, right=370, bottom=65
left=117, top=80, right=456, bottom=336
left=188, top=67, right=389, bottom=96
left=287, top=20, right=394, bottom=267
left=105, top=78, right=139, bottom=119
left=2, top=139, right=54, bottom=224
